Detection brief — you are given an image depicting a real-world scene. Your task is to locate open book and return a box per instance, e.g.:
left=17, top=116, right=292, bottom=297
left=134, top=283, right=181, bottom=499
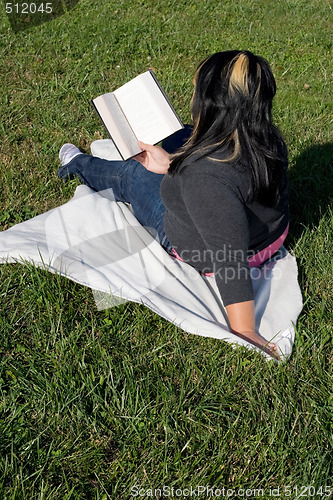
left=92, top=70, right=183, bottom=161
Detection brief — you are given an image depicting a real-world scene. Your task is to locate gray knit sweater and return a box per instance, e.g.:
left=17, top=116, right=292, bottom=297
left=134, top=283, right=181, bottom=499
left=160, top=151, right=289, bottom=306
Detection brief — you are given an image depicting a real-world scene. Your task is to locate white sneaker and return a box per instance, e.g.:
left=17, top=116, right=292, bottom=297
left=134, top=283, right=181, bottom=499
left=59, top=143, right=82, bottom=166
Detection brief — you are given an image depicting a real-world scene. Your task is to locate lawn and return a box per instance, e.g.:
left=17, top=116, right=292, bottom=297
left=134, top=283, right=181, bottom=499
left=0, top=0, right=332, bottom=498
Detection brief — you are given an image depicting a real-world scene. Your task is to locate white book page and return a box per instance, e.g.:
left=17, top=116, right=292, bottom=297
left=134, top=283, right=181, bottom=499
left=92, top=93, right=141, bottom=159
left=114, top=71, right=182, bottom=145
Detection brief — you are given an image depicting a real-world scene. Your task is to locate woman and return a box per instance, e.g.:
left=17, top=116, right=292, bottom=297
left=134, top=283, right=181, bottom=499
left=58, top=50, right=289, bottom=360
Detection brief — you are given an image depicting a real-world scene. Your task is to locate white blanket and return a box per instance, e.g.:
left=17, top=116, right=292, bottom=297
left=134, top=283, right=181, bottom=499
left=0, top=140, right=303, bottom=361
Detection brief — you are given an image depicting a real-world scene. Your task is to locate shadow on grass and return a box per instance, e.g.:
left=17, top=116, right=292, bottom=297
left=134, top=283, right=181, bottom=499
left=287, top=142, right=333, bottom=246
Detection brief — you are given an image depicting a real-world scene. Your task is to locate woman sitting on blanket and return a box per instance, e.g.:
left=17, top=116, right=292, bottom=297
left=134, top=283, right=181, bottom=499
left=58, top=50, right=289, bottom=360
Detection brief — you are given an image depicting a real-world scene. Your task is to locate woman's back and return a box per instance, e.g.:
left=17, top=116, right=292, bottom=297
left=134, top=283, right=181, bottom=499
left=161, top=144, right=289, bottom=307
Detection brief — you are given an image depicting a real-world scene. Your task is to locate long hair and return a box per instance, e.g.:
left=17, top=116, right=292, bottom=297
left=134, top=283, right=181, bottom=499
left=168, top=50, right=287, bottom=207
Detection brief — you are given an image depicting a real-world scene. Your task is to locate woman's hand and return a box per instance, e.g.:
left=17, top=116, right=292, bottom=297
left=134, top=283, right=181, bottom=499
left=236, top=331, right=279, bottom=360
left=226, top=300, right=279, bottom=360
left=134, top=141, right=170, bottom=174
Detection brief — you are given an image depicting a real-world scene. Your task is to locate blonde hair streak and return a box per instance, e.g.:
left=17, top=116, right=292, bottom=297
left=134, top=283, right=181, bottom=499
left=228, top=53, right=250, bottom=96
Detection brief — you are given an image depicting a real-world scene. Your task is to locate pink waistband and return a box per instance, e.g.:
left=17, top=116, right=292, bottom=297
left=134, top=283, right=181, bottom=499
left=171, top=223, right=289, bottom=274
left=248, top=223, right=289, bottom=267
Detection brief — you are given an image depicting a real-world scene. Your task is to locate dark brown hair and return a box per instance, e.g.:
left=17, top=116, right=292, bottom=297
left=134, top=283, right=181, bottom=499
left=169, top=50, right=287, bottom=207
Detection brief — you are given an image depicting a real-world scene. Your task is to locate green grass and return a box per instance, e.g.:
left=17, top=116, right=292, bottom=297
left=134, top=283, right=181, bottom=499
left=0, top=0, right=332, bottom=498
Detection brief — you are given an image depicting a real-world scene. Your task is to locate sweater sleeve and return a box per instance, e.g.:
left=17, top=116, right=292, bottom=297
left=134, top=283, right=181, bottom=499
left=180, top=171, right=254, bottom=306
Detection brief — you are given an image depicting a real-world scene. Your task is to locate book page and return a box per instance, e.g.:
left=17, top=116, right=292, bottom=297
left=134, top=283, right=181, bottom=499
left=114, top=71, right=182, bottom=145
left=92, top=93, right=141, bottom=159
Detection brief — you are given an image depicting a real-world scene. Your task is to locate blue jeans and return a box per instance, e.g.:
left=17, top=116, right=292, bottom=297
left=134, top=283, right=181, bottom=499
left=57, top=126, right=192, bottom=250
